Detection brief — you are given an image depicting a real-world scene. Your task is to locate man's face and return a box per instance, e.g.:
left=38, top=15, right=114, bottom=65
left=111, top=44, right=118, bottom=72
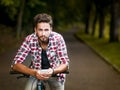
left=34, top=22, right=52, bottom=43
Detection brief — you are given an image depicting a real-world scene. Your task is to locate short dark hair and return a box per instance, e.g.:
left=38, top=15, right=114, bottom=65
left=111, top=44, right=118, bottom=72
left=33, top=13, right=53, bottom=27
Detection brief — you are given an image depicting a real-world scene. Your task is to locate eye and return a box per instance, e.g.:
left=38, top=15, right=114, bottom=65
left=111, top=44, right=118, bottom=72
left=38, top=29, right=43, bottom=31
left=45, top=29, right=49, bottom=31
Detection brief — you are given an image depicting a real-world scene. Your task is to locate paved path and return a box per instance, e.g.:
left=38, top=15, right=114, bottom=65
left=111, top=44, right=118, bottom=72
left=1, top=28, right=120, bottom=90
left=64, top=29, right=120, bottom=90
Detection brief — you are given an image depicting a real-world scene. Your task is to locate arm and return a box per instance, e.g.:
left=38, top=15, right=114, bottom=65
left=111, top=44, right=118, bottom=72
left=11, top=36, right=36, bottom=76
left=12, top=63, right=51, bottom=80
left=12, top=63, right=36, bottom=76
left=53, top=35, right=69, bottom=74
left=53, top=64, right=68, bottom=74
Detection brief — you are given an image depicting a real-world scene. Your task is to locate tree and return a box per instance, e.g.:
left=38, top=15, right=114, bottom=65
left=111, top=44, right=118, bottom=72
left=16, top=0, right=25, bottom=39
left=98, top=7, right=105, bottom=38
left=91, top=8, right=98, bottom=36
left=85, top=5, right=91, bottom=34
left=0, top=0, right=20, bottom=21
left=109, top=0, right=119, bottom=42
left=0, top=0, right=46, bottom=38
left=84, top=0, right=93, bottom=34
left=93, top=0, right=110, bottom=38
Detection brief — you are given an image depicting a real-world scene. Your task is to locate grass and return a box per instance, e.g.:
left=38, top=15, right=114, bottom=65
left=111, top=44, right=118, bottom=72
left=76, top=29, right=120, bottom=71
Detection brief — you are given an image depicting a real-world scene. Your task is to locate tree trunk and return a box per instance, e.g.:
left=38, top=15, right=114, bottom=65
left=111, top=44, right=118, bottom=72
left=98, top=9, right=105, bottom=38
left=16, top=0, right=25, bottom=39
left=91, top=9, right=98, bottom=36
left=85, top=17, right=89, bottom=34
left=85, top=3, right=92, bottom=34
left=109, top=0, right=119, bottom=42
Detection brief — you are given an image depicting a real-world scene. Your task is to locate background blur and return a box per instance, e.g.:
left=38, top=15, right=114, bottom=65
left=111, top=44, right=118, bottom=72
left=1, top=0, right=120, bottom=90
left=0, top=0, right=120, bottom=68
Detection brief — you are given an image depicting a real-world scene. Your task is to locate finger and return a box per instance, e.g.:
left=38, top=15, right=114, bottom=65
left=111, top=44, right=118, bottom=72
left=40, top=74, right=50, bottom=80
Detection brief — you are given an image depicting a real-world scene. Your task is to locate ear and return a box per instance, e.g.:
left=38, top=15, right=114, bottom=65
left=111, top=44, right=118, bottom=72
left=50, top=27, right=52, bottom=31
left=34, top=27, right=36, bottom=32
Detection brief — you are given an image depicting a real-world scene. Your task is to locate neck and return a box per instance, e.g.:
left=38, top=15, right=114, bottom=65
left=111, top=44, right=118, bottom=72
left=39, top=41, right=48, bottom=50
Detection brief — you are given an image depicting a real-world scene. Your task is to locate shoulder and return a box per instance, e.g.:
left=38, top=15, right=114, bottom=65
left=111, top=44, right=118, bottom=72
left=24, top=33, right=37, bottom=42
left=50, top=32, right=63, bottom=40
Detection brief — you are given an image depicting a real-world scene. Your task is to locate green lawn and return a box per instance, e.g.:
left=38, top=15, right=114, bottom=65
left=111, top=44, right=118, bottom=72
left=76, top=30, right=120, bottom=72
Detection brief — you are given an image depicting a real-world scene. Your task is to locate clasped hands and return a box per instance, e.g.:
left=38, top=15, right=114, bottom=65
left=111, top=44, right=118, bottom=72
left=35, top=68, right=54, bottom=80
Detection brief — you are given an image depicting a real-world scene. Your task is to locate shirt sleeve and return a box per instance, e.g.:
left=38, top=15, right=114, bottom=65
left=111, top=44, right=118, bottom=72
left=11, top=36, right=31, bottom=66
left=57, top=35, right=70, bottom=67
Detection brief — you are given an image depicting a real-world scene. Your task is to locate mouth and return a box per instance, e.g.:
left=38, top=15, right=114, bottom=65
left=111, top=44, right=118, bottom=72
left=41, top=36, right=46, bottom=40
left=39, top=36, right=48, bottom=43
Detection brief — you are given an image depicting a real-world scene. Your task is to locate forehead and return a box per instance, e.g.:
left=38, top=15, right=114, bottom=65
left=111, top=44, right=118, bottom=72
left=36, top=22, right=51, bottom=29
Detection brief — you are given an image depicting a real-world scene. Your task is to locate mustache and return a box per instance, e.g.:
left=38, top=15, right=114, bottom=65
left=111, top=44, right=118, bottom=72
left=39, top=35, right=47, bottom=38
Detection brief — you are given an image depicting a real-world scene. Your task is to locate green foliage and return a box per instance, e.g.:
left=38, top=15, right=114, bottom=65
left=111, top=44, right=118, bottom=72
left=0, top=0, right=89, bottom=27
left=0, top=0, right=14, bottom=6
left=0, top=0, right=46, bottom=21
left=27, top=0, right=46, bottom=7
left=0, top=0, right=20, bottom=20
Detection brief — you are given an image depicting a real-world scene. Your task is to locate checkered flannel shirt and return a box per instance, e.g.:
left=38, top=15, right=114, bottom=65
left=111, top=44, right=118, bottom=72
left=12, top=31, right=69, bottom=83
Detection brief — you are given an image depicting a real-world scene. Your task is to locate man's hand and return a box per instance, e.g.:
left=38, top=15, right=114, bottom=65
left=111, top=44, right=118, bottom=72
left=35, top=68, right=53, bottom=80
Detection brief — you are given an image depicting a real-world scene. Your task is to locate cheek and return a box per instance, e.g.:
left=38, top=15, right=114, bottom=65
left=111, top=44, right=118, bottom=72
left=45, top=31, right=51, bottom=36
left=46, top=32, right=50, bottom=36
left=37, top=32, right=42, bottom=36
left=36, top=32, right=42, bottom=37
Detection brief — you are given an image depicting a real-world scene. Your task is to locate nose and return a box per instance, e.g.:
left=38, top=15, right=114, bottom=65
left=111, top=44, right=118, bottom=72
left=42, top=31, right=45, bottom=36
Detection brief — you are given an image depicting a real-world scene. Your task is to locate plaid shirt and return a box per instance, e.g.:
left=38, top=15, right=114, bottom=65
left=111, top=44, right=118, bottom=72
left=12, top=31, right=69, bottom=83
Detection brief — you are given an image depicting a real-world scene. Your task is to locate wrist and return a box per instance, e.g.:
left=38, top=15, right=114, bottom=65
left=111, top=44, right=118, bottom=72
left=32, top=69, right=37, bottom=76
left=52, top=68, right=54, bottom=75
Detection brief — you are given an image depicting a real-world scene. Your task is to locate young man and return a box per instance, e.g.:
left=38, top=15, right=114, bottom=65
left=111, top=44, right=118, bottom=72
left=11, top=13, right=69, bottom=90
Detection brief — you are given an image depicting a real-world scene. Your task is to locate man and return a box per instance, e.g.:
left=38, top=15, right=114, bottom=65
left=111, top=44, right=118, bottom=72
left=11, top=13, right=69, bottom=90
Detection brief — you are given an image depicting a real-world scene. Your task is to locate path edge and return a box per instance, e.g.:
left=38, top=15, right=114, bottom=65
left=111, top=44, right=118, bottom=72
left=74, top=33, right=120, bottom=74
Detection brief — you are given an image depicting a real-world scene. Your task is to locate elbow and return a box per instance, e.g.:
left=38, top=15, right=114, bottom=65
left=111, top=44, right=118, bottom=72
left=11, top=64, right=17, bottom=71
left=11, top=65, right=15, bottom=71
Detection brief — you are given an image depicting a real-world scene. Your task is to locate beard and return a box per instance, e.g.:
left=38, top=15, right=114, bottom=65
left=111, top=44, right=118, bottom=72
left=39, top=36, right=49, bottom=44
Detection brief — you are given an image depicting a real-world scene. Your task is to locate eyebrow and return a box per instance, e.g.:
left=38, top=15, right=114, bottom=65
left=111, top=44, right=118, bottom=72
left=39, top=28, right=49, bottom=31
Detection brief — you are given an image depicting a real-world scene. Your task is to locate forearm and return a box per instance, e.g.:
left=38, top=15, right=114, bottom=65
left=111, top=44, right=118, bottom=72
left=11, top=63, right=36, bottom=76
left=53, top=64, right=68, bottom=74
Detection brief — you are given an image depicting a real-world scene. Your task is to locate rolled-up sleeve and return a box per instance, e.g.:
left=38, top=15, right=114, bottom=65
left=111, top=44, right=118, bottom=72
left=57, top=36, right=70, bottom=67
left=11, top=37, right=31, bottom=66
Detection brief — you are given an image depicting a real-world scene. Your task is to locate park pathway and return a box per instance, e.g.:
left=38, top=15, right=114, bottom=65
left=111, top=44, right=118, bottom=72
left=1, top=27, right=120, bottom=90
left=64, top=28, right=120, bottom=90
